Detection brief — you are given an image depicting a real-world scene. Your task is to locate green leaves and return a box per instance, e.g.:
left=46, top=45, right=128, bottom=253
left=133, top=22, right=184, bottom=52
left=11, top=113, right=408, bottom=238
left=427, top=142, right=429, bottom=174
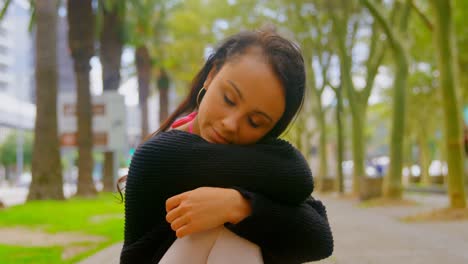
left=0, top=133, right=33, bottom=168
left=0, top=0, right=12, bottom=21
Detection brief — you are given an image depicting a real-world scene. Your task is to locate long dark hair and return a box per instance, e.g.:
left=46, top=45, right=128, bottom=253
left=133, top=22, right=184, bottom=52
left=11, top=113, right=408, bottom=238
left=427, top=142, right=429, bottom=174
left=117, top=28, right=306, bottom=200
left=157, top=29, right=305, bottom=139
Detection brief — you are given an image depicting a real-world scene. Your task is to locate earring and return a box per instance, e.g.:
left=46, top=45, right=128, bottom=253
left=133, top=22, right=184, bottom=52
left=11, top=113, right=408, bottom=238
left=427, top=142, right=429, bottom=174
left=196, top=87, right=206, bottom=108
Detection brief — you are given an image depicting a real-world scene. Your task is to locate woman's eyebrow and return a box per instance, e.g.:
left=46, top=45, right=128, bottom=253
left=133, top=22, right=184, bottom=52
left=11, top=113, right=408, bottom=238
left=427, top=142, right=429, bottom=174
left=227, top=79, right=273, bottom=123
left=227, top=80, right=243, bottom=101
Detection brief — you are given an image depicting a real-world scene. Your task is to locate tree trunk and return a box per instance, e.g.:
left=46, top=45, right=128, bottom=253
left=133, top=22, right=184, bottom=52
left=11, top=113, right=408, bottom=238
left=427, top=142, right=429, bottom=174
left=75, top=64, right=96, bottom=196
left=102, top=151, right=114, bottom=191
left=100, top=5, right=123, bottom=94
left=430, top=0, right=466, bottom=208
left=136, top=46, right=151, bottom=140
left=68, top=0, right=97, bottom=196
left=100, top=4, right=124, bottom=192
left=335, top=87, right=345, bottom=194
left=362, top=0, right=410, bottom=200
left=403, top=130, right=415, bottom=184
left=331, top=13, right=367, bottom=195
left=351, top=105, right=366, bottom=195
left=28, top=0, right=64, bottom=201
left=384, top=52, right=408, bottom=199
left=317, top=100, right=329, bottom=192
left=418, top=128, right=431, bottom=186
left=157, top=69, right=170, bottom=125
left=305, top=48, right=330, bottom=192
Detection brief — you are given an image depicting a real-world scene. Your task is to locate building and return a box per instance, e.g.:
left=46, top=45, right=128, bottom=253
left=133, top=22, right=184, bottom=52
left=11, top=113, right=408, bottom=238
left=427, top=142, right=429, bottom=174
left=0, top=0, right=35, bottom=141
left=0, top=0, right=35, bottom=184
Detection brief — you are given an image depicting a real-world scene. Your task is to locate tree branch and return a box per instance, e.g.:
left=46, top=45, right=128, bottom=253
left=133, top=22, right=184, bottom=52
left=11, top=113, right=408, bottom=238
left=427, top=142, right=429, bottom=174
left=409, top=0, right=433, bottom=31
left=326, top=80, right=338, bottom=92
left=361, top=0, right=408, bottom=101
left=348, top=19, right=359, bottom=52
left=0, top=0, right=12, bottom=21
left=328, top=1, right=357, bottom=106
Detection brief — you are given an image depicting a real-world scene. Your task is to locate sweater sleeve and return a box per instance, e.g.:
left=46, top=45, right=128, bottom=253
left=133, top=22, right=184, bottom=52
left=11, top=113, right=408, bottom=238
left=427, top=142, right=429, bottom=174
left=224, top=188, right=334, bottom=263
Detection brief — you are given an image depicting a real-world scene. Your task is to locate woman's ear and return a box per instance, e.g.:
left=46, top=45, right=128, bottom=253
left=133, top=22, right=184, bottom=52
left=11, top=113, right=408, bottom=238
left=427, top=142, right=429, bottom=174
left=203, top=67, right=217, bottom=90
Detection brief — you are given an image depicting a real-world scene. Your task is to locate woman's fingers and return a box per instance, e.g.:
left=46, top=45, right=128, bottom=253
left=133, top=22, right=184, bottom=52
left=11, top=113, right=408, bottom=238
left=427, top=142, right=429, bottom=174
left=170, top=214, right=190, bottom=232
left=175, top=225, right=191, bottom=238
left=166, top=192, right=188, bottom=213
left=166, top=206, right=183, bottom=223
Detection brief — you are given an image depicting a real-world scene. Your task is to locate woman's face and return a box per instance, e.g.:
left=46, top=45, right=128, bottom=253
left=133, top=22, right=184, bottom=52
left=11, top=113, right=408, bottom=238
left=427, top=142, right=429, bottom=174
left=194, top=51, right=285, bottom=145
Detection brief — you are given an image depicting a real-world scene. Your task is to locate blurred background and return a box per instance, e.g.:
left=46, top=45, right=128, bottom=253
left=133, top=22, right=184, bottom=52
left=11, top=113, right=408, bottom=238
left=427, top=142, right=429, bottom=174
left=0, top=0, right=467, bottom=263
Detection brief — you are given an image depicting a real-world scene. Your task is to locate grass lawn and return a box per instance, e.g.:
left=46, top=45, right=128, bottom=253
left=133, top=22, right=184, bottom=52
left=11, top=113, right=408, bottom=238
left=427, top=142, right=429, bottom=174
left=0, top=193, right=124, bottom=264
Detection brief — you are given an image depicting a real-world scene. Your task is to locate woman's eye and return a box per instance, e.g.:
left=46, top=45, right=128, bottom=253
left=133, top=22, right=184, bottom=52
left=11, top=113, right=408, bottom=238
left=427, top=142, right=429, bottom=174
left=224, top=95, right=235, bottom=106
left=248, top=117, right=259, bottom=128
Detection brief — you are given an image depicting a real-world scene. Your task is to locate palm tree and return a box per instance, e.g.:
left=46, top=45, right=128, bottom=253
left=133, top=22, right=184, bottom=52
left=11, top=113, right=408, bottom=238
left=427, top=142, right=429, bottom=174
left=128, top=0, right=166, bottom=141
left=136, top=46, right=151, bottom=139
left=157, top=68, right=170, bottom=123
left=153, top=6, right=170, bottom=125
left=28, top=0, right=64, bottom=200
left=67, top=0, right=97, bottom=196
left=99, top=0, right=125, bottom=192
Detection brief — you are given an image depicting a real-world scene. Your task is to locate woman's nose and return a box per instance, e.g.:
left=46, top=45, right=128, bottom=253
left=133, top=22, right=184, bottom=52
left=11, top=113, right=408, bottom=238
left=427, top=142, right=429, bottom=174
left=221, top=114, right=240, bottom=133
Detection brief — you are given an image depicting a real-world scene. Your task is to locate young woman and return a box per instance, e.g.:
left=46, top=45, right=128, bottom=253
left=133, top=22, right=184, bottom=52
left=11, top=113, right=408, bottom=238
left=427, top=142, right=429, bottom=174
left=119, top=29, right=333, bottom=264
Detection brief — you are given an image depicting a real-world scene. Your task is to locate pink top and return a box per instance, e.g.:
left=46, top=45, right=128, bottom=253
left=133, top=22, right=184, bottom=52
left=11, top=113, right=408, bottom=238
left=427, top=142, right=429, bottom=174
left=170, top=112, right=197, bottom=134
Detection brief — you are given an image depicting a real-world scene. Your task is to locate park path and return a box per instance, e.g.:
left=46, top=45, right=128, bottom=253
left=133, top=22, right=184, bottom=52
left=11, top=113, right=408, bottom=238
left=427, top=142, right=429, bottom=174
left=78, top=193, right=468, bottom=264
left=315, top=193, right=468, bottom=264
left=77, top=242, right=122, bottom=264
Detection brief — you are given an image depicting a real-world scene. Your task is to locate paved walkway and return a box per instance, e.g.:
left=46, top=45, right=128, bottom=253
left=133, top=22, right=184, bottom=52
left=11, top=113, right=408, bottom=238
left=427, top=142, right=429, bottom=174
left=79, top=193, right=468, bottom=264
left=77, top=242, right=122, bottom=264
left=315, top=193, right=468, bottom=264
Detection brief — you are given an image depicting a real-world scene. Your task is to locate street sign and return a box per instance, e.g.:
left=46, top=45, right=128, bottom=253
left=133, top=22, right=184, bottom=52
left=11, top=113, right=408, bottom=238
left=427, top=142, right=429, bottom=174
left=58, top=91, right=126, bottom=151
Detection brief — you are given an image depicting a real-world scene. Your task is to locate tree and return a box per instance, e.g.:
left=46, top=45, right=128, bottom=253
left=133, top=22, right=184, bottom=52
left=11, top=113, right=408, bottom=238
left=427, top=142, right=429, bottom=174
left=454, top=0, right=468, bottom=105
left=27, top=0, right=64, bottom=200
left=429, top=0, right=466, bottom=208
left=281, top=1, right=334, bottom=192
left=157, top=69, right=170, bottom=123
left=0, top=133, right=33, bottom=169
left=328, top=0, right=387, bottom=196
left=361, top=0, right=411, bottom=199
left=127, top=1, right=160, bottom=140
left=404, top=4, right=441, bottom=186
left=150, top=4, right=171, bottom=125
left=405, top=70, right=440, bottom=186
left=135, top=45, right=151, bottom=138
left=98, top=0, right=126, bottom=192
left=330, top=82, right=346, bottom=194
left=0, top=132, right=32, bottom=184
left=291, top=0, right=346, bottom=194
left=68, top=0, right=97, bottom=196
left=162, top=0, right=259, bottom=94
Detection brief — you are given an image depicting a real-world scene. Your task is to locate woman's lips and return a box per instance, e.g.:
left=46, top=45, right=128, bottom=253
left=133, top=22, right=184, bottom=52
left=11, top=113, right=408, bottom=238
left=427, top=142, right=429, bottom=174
left=211, top=127, right=229, bottom=144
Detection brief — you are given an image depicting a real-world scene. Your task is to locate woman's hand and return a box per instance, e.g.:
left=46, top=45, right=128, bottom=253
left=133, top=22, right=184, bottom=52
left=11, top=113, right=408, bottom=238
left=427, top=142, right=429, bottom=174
left=165, top=187, right=252, bottom=238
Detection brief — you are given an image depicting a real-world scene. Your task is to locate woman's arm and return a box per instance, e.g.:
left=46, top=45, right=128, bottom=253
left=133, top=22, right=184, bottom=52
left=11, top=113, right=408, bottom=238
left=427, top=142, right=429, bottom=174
left=225, top=187, right=334, bottom=263
left=124, top=131, right=311, bottom=243
left=135, top=130, right=314, bottom=204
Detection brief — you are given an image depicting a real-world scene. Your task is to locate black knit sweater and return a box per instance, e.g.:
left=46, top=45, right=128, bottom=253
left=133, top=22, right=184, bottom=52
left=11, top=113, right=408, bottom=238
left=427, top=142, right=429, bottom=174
left=120, top=130, right=333, bottom=264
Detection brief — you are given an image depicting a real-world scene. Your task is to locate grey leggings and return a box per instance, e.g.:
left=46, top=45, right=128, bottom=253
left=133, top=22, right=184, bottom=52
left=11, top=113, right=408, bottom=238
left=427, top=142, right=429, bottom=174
left=159, top=226, right=263, bottom=264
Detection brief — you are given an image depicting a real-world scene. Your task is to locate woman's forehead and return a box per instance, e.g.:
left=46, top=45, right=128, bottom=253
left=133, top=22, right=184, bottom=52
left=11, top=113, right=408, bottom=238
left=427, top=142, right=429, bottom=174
left=216, top=55, right=285, bottom=119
